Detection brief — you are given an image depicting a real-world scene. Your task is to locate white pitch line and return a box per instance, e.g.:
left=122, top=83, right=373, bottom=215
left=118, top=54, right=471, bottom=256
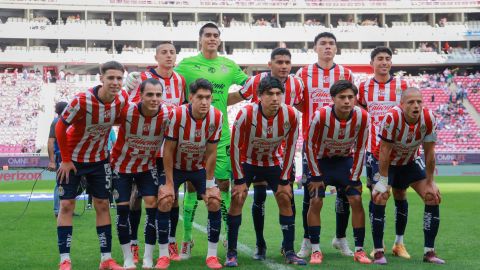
left=179, top=215, right=295, bottom=270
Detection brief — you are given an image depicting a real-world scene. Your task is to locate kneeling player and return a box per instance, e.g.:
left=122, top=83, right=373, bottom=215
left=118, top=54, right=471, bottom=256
left=305, top=80, right=371, bottom=264
left=160, top=79, right=224, bottom=269
left=370, top=87, right=444, bottom=264
left=110, top=79, right=170, bottom=269
left=227, top=77, right=306, bottom=267
left=55, top=61, right=128, bottom=270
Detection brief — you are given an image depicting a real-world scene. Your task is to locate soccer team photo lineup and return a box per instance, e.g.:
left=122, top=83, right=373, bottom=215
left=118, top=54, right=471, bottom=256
left=1, top=3, right=480, bottom=270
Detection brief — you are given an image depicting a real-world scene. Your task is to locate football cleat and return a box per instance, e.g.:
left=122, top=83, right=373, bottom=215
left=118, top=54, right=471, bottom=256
left=206, top=256, right=223, bottom=269
left=392, top=243, right=411, bottom=259
left=225, top=251, right=238, bottom=267
left=332, top=237, right=354, bottom=256
left=99, top=258, right=124, bottom=270
left=372, top=251, right=387, bottom=265
left=59, top=259, right=72, bottom=270
left=309, top=251, right=323, bottom=264
left=354, top=250, right=372, bottom=264
left=284, top=250, right=307, bottom=265
left=131, top=244, right=139, bottom=264
left=423, top=251, right=445, bottom=264
left=296, top=238, right=311, bottom=258
left=154, top=256, right=170, bottom=269
left=180, top=240, right=194, bottom=260
left=168, top=242, right=181, bottom=261
left=252, top=246, right=266, bottom=261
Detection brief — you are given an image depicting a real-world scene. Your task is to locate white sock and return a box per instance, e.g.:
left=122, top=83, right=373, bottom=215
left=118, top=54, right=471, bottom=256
left=60, top=253, right=70, bottom=262
left=159, top=243, right=169, bottom=257
left=355, top=246, right=363, bottom=252
left=375, top=248, right=385, bottom=253
left=101, top=252, right=112, bottom=262
left=131, top=240, right=139, bottom=245
left=121, top=244, right=133, bottom=264
left=424, top=247, right=434, bottom=254
left=169, top=237, right=176, bottom=243
left=144, top=244, right=155, bottom=261
left=311, top=243, right=320, bottom=253
left=207, top=241, right=218, bottom=258
left=395, top=235, right=404, bottom=244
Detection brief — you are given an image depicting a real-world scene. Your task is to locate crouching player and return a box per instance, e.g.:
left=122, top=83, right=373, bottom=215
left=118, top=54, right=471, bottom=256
left=110, top=78, right=171, bottom=269
left=160, top=79, right=224, bottom=269
left=305, top=80, right=371, bottom=264
left=227, top=77, right=306, bottom=267
left=370, top=87, right=444, bottom=264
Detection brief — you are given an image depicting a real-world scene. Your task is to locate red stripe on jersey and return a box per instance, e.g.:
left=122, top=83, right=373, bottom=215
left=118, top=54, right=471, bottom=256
left=378, top=106, right=437, bottom=165
left=240, top=72, right=303, bottom=106
left=165, top=105, right=222, bottom=171
left=306, top=105, right=369, bottom=180
left=62, top=87, right=128, bottom=163
left=297, top=63, right=353, bottom=138
left=230, top=103, right=299, bottom=180
left=358, top=77, right=409, bottom=156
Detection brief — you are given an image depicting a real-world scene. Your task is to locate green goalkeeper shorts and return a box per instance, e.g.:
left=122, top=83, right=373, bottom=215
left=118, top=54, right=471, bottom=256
left=214, top=143, right=232, bottom=180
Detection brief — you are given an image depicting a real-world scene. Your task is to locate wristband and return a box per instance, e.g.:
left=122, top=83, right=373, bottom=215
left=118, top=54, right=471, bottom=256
left=373, top=180, right=387, bottom=193
left=379, top=175, right=388, bottom=186
left=206, top=178, right=217, bottom=188
left=279, top=179, right=290, bottom=186
left=234, top=178, right=246, bottom=185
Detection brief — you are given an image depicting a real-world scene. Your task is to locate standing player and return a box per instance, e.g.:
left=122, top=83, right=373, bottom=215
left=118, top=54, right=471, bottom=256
left=55, top=61, right=128, bottom=270
left=357, top=46, right=411, bottom=259
left=160, top=79, right=224, bottom=269
left=227, top=77, right=306, bottom=266
left=124, top=41, right=186, bottom=263
left=174, top=23, right=248, bottom=258
left=296, top=32, right=355, bottom=258
left=110, top=79, right=170, bottom=269
left=305, top=80, right=371, bottom=264
left=228, top=47, right=303, bottom=259
left=370, top=88, right=444, bottom=265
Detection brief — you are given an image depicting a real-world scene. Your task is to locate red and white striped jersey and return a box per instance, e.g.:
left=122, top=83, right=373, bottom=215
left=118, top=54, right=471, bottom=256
left=165, top=104, right=223, bottom=171
left=61, top=87, right=129, bottom=163
left=129, top=68, right=186, bottom=107
left=305, top=105, right=369, bottom=181
left=358, top=77, right=409, bottom=156
left=378, top=106, right=437, bottom=166
left=296, top=63, right=353, bottom=137
left=230, top=103, right=299, bottom=180
left=111, top=103, right=170, bottom=173
left=239, top=72, right=304, bottom=106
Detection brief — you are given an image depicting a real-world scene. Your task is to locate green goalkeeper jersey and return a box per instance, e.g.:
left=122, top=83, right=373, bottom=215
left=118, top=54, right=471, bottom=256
left=175, top=53, right=248, bottom=146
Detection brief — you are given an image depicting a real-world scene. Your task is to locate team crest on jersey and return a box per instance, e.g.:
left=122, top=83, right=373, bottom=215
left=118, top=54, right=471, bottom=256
left=208, top=123, right=216, bottom=133
left=421, top=125, right=426, bottom=132
left=395, top=87, right=403, bottom=95
left=283, top=122, right=290, bottom=131
left=221, top=64, right=229, bottom=73
left=339, top=74, right=345, bottom=80
left=58, top=186, right=64, bottom=196
left=208, top=67, right=216, bottom=73
left=195, top=129, right=202, bottom=138
left=323, top=75, right=329, bottom=81
left=143, top=123, right=151, bottom=133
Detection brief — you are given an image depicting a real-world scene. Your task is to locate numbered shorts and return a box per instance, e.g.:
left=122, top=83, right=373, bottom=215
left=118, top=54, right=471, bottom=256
left=57, top=159, right=112, bottom=200
left=241, top=163, right=287, bottom=193
left=214, top=141, right=232, bottom=180
left=112, top=169, right=160, bottom=203
left=389, top=157, right=427, bottom=190
left=305, top=157, right=362, bottom=197
left=173, top=168, right=206, bottom=200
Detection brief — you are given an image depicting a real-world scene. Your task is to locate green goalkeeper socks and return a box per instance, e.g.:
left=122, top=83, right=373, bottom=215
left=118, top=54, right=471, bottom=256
left=220, top=190, right=231, bottom=234
left=183, top=191, right=198, bottom=242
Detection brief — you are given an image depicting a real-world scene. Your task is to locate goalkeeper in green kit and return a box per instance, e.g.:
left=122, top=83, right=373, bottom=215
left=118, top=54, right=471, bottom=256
left=175, top=23, right=247, bottom=259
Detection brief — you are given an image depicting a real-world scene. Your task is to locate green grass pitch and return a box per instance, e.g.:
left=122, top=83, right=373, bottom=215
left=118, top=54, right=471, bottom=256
left=0, top=176, right=479, bottom=269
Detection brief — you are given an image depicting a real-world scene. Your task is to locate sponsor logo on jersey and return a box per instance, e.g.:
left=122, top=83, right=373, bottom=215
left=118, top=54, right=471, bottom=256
left=267, top=126, right=273, bottom=134
left=208, top=67, right=216, bottom=73
left=310, top=90, right=330, bottom=104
